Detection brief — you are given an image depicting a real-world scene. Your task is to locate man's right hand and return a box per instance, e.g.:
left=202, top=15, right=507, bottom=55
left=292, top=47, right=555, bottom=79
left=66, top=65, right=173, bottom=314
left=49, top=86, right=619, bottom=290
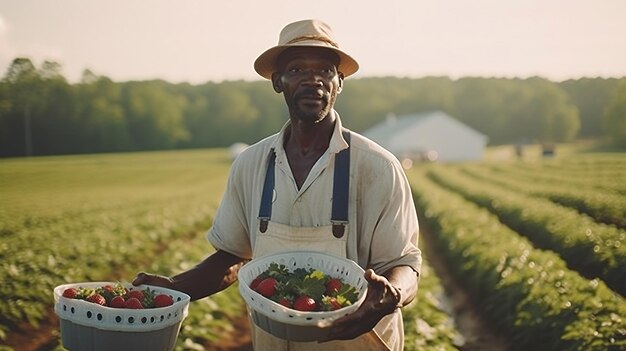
left=132, top=272, right=175, bottom=289
left=129, top=250, right=246, bottom=301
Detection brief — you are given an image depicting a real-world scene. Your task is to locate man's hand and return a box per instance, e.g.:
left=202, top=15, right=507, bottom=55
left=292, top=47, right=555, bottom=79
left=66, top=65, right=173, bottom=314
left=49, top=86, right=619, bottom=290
left=131, top=250, right=245, bottom=301
left=132, top=272, right=175, bottom=289
left=323, top=269, right=402, bottom=341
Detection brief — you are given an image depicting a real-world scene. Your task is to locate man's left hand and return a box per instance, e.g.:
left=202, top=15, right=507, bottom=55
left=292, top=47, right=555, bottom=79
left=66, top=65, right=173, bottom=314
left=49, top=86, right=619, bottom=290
left=322, top=269, right=401, bottom=341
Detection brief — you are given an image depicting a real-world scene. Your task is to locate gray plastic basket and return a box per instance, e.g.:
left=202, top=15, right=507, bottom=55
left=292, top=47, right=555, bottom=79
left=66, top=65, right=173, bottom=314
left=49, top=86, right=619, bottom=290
left=54, top=282, right=190, bottom=351
left=58, top=319, right=181, bottom=351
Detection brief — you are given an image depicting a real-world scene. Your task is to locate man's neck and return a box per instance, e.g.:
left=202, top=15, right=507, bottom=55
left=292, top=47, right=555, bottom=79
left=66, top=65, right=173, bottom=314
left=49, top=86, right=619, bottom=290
left=285, top=111, right=336, bottom=156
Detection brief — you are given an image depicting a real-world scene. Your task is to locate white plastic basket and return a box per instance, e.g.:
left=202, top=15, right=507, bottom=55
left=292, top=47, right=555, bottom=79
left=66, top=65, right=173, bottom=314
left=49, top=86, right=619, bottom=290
left=238, top=251, right=368, bottom=341
left=53, top=282, right=190, bottom=351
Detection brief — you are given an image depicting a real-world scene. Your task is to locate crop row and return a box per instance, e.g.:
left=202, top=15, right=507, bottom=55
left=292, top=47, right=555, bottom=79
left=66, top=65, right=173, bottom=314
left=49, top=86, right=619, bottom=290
left=498, top=162, right=626, bottom=195
left=460, top=165, right=626, bottom=229
left=532, top=153, right=626, bottom=174
left=426, top=166, right=626, bottom=296
left=407, top=169, right=626, bottom=350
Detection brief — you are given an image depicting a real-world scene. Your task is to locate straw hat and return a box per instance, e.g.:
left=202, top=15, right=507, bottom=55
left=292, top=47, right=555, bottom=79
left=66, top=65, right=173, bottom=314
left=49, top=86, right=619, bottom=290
left=254, top=19, right=359, bottom=79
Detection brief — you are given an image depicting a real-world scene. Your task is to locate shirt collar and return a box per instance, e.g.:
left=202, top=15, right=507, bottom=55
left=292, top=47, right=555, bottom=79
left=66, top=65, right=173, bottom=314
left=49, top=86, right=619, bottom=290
left=272, top=110, right=349, bottom=157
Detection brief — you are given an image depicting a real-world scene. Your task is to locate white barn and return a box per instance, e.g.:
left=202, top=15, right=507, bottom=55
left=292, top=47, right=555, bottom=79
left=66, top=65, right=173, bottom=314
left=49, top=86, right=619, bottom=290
left=363, top=111, right=488, bottom=163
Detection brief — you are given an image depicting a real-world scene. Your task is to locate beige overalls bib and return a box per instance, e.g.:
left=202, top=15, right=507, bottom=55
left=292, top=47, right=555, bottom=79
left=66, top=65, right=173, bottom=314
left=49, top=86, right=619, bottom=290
left=249, top=131, right=402, bottom=350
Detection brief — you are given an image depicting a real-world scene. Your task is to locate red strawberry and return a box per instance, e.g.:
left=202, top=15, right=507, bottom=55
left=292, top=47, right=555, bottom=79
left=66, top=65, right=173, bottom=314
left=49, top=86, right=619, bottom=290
left=62, top=288, right=80, bottom=299
left=293, top=295, right=317, bottom=311
left=109, top=296, right=125, bottom=308
left=124, top=297, right=144, bottom=309
left=125, top=290, right=144, bottom=301
left=250, top=277, right=263, bottom=290
left=153, top=294, right=174, bottom=308
left=86, top=293, right=106, bottom=306
left=325, top=278, right=342, bottom=295
left=277, top=298, right=292, bottom=308
left=255, top=278, right=278, bottom=297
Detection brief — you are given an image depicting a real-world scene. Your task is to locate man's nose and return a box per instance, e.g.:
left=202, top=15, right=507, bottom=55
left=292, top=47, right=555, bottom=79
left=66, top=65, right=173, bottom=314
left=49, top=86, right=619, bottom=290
left=302, top=70, right=324, bottom=85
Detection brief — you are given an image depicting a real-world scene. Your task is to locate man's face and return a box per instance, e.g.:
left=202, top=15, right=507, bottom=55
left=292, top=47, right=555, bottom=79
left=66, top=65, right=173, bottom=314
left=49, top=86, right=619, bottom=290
left=272, top=47, right=343, bottom=124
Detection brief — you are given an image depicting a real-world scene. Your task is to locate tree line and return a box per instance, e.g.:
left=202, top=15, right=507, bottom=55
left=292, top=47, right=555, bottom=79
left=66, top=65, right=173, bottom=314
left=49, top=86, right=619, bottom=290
left=1, top=57, right=625, bottom=157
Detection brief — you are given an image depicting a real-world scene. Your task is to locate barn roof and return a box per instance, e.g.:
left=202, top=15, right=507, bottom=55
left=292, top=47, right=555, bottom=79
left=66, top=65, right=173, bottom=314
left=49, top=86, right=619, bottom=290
left=363, top=110, right=487, bottom=143
left=362, top=111, right=488, bottom=162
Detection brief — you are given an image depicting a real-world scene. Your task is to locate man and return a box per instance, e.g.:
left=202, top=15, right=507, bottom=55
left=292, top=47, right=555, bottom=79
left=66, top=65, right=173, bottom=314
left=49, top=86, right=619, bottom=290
left=134, top=19, right=421, bottom=350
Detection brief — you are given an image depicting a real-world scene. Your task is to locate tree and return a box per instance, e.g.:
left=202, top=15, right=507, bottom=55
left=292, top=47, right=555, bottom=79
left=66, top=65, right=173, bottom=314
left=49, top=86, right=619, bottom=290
left=0, top=58, right=45, bottom=156
left=525, top=78, right=580, bottom=143
left=560, top=78, right=620, bottom=138
left=209, top=82, right=260, bottom=145
left=121, top=81, right=189, bottom=150
left=603, top=79, right=626, bottom=147
left=3, top=57, right=37, bottom=84
left=75, top=74, right=130, bottom=152
left=453, top=78, right=522, bottom=144
left=40, top=61, right=66, bottom=81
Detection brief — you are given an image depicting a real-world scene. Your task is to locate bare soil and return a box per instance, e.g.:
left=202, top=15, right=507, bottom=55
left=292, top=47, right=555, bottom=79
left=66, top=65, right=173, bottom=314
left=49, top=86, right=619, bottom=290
left=203, top=313, right=253, bottom=351
left=419, top=220, right=510, bottom=351
left=3, top=310, right=60, bottom=351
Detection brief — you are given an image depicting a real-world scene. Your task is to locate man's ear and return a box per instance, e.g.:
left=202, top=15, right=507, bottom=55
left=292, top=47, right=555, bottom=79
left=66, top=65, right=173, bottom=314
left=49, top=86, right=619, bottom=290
left=337, top=72, right=344, bottom=94
left=271, top=73, right=283, bottom=93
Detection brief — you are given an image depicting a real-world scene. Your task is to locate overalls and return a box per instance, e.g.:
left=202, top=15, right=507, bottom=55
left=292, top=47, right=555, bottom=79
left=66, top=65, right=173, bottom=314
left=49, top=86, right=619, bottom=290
left=250, top=131, right=402, bottom=351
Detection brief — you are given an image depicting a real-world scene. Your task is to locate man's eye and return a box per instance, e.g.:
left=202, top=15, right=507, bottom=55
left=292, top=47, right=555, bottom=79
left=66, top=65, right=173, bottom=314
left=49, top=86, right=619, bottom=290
left=288, top=67, right=301, bottom=73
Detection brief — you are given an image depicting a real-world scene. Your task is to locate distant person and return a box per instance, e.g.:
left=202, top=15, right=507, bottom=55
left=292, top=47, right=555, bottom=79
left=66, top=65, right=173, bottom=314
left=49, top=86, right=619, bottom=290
left=133, top=19, right=421, bottom=350
left=514, top=143, right=524, bottom=159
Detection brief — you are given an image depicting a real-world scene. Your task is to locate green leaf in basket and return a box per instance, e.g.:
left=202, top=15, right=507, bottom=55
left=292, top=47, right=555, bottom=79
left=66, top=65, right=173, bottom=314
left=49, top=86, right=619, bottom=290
left=336, top=283, right=359, bottom=303
left=265, top=262, right=290, bottom=281
left=291, top=270, right=326, bottom=300
left=290, top=267, right=311, bottom=281
left=142, top=286, right=156, bottom=308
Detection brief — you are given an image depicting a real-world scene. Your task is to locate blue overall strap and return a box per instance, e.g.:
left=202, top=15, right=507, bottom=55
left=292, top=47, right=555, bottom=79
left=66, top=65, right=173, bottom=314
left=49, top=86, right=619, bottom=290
left=331, top=130, right=351, bottom=238
left=258, top=148, right=275, bottom=233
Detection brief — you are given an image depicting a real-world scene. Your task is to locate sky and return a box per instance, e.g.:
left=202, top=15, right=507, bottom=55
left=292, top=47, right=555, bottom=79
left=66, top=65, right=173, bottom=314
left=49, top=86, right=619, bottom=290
left=1, top=0, right=625, bottom=84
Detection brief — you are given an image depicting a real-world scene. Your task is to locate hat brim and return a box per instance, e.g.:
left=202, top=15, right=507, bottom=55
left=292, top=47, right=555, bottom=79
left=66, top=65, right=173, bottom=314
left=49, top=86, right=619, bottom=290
left=254, top=41, right=359, bottom=80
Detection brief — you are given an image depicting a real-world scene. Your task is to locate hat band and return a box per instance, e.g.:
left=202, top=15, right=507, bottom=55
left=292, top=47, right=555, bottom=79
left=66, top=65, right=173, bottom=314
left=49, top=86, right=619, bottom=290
left=286, top=35, right=338, bottom=48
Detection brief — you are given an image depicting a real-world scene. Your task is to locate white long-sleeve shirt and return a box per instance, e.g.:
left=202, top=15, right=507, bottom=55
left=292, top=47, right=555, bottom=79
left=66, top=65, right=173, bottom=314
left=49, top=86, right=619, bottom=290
left=207, top=112, right=421, bottom=276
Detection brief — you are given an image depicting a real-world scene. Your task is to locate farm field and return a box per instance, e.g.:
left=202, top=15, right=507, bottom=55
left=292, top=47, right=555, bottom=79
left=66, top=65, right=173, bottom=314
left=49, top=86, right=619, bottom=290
left=1, top=147, right=624, bottom=350
left=406, top=151, right=626, bottom=350
left=0, top=149, right=458, bottom=351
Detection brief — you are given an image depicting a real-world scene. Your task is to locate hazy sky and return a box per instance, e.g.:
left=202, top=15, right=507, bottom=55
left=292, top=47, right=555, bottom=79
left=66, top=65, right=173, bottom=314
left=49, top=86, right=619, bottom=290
left=1, top=0, right=625, bottom=84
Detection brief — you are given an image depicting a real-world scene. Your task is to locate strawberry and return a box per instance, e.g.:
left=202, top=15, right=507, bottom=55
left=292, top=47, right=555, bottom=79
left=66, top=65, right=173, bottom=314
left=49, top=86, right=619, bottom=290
left=125, top=290, right=144, bottom=301
left=325, top=278, right=342, bottom=295
left=153, top=294, right=174, bottom=308
left=250, top=277, right=263, bottom=290
left=62, top=288, right=80, bottom=299
left=109, top=296, right=125, bottom=308
left=293, top=295, right=317, bottom=311
left=124, top=297, right=144, bottom=309
left=277, top=298, right=292, bottom=308
left=255, top=278, right=278, bottom=297
left=86, top=293, right=106, bottom=306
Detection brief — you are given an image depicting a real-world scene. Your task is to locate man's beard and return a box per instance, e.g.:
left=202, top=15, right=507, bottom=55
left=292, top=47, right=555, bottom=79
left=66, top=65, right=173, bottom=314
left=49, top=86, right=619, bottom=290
left=291, top=89, right=336, bottom=124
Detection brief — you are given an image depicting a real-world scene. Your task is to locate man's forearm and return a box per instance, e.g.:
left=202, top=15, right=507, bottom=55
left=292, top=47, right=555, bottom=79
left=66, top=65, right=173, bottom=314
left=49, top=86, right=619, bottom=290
left=384, top=265, right=419, bottom=307
left=171, top=250, right=245, bottom=300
